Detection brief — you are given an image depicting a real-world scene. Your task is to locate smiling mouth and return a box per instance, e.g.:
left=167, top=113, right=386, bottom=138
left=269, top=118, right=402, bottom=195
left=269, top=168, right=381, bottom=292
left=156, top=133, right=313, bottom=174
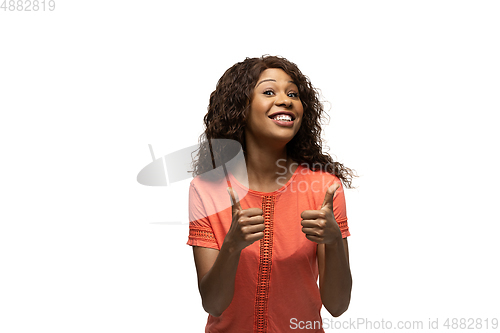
left=268, top=113, right=295, bottom=122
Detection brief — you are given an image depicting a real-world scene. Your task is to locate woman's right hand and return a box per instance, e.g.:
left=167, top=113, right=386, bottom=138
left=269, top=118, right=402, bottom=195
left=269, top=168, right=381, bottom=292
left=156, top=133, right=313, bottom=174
left=224, top=187, right=265, bottom=253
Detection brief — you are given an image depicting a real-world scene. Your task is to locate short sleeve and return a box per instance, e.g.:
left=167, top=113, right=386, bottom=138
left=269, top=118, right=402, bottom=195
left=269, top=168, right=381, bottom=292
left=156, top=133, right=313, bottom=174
left=186, top=182, right=220, bottom=250
left=332, top=182, right=351, bottom=238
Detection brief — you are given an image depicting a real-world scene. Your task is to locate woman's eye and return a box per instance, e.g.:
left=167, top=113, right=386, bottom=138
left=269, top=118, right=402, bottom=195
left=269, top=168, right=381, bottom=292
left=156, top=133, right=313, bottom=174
left=262, top=90, right=298, bottom=97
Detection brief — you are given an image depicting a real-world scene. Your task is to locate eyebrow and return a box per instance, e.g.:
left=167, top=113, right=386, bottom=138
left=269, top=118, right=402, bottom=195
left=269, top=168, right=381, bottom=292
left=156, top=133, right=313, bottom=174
left=256, top=79, right=296, bottom=87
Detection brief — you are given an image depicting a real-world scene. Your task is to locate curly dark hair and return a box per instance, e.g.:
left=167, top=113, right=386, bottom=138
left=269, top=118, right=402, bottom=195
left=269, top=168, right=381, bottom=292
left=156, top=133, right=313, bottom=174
left=191, top=55, right=356, bottom=189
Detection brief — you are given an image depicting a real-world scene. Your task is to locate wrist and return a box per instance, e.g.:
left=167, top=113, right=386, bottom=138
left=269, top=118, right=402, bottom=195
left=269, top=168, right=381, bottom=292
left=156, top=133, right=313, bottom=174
left=221, top=238, right=242, bottom=257
left=325, top=235, right=344, bottom=249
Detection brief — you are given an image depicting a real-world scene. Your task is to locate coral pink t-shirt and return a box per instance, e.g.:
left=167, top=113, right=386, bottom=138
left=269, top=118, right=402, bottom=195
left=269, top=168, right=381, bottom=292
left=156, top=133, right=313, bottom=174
left=187, top=165, right=350, bottom=333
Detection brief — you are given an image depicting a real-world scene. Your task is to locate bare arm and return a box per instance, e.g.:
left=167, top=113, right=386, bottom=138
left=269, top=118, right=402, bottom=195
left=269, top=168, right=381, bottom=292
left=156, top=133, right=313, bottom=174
left=191, top=188, right=265, bottom=317
left=301, top=183, right=352, bottom=317
left=192, top=244, right=241, bottom=317
left=317, top=238, right=352, bottom=317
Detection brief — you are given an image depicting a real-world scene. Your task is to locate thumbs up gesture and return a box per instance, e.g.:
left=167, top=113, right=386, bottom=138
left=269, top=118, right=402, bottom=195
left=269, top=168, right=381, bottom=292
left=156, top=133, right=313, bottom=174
left=223, top=187, right=266, bottom=253
left=300, top=183, right=342, bottom=244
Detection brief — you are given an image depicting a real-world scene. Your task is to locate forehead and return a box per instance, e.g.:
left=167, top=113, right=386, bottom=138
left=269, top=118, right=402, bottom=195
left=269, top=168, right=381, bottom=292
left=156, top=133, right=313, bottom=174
left=256, top=68, right=294, bottom=84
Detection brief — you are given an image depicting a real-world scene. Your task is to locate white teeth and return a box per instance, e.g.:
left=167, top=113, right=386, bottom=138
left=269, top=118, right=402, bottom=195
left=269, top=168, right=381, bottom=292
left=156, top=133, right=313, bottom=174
left=273, top=114, right=292, bottom=122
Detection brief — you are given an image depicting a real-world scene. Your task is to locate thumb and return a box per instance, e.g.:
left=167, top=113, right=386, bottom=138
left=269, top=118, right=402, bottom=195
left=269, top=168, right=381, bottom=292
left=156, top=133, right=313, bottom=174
left=321, top=182, right=340, bottom=211
left=227, top=187, right=242, bottom=216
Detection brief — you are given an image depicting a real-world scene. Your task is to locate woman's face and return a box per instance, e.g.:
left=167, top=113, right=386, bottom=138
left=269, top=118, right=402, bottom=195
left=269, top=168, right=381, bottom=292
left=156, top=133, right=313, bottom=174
left=245, top=68, right=303, bottom=148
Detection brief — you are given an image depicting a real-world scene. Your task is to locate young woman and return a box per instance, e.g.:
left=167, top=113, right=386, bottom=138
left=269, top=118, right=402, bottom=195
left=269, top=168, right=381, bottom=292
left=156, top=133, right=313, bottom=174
left=187, top=55, right=356, bottom=333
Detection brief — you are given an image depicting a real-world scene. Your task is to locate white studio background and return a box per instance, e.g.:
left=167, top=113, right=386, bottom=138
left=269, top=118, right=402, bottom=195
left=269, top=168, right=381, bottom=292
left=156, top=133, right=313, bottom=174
left=1, top=1, right=499, bottom=332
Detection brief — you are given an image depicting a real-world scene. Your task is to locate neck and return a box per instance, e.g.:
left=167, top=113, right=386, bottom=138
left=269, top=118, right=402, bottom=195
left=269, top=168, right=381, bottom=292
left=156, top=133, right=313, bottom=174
left=244, top=139, right=295, bottom=192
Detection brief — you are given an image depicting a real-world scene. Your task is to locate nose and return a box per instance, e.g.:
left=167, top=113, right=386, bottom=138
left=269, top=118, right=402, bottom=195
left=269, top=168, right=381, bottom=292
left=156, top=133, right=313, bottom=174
left=274, top=93, right=292, bottom=108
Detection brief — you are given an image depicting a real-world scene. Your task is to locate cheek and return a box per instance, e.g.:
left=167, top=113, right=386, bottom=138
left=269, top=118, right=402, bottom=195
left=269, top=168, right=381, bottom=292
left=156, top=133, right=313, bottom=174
left=298, top=107, right=305, bottom=122
left=296, top=110, right=305, bottom=129
left=297, top=102, right=304, bottom=116
left=296, top=118, right=303, bottom=130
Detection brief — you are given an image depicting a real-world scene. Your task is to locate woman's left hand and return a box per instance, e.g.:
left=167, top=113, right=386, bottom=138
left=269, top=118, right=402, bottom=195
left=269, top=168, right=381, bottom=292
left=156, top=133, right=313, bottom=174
left=300, top=183, right=343, bottom=244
